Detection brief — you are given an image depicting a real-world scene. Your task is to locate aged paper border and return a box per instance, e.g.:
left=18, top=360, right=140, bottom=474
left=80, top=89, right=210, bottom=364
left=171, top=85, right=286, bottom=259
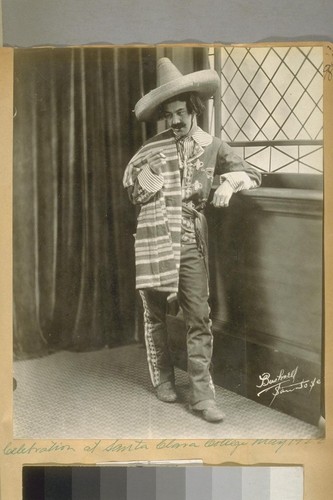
left=0, top=42, right=332, bottom=499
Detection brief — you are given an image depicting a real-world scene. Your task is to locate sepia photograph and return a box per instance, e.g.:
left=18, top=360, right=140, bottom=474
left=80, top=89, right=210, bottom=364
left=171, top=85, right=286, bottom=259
left=11, top=44, right=324, bottom=439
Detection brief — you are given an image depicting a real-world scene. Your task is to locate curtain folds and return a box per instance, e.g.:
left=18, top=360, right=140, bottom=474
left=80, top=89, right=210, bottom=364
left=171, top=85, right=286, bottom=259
left=13, top=47, right=156, bottom=357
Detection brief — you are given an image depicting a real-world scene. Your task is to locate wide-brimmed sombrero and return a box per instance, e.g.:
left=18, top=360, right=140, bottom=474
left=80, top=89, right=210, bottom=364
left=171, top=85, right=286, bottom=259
left=135, top=57, right=220, bottom=121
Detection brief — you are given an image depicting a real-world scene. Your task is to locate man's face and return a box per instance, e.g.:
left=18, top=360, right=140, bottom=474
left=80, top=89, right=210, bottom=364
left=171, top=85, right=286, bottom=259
left=163, top=100, right=194, bottom=138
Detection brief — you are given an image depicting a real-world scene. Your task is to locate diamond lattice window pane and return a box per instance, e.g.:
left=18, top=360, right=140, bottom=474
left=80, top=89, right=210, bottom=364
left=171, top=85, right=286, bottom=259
left=317, top=96, right=323, bottom=112
left=260, top=116, right=282, bottom=140
left=261, top=85, right=282, bottom=113
left=233, top=129, right=250, bottom=142
left=281, top=113, right=303, bottom=140
left=295, top=128, right=312, bottom=140
left=222, top=55, right=238, bottom=81
left=254, top=131, right=270, bottom=141
left=222, top=87, right=239, bottom=113
left=241, top=117, right=260, bottom=141
left=241, top=87, right=259, bottom=113
left=307, top=47, right=324, bottom=69
left=227, top=47, right=248, bottom=66
left=261, top=50, right=282, bottom=78
left=233, top=102, right=250, bottom=129
left=300, top=108, right=323, bottom=139
left=221, top=102, right=231, bottom=123
left=273, top=63, right=294, bottom=94
left=293, top=92, right=317, bottom=124
left=250, top=69, right=271, bottom=98
left=241, top=53, right=260, bottom=80
left=310, top=107, right=324, bottom=140
left=274, top=129, right=289, bottom=141
left=250, top=101, right=270, bottom=130
left=221, top=129, right=231, bottom=142
left=273, top=47, right=291, bottom=59
left=283, top=47, right=306, bottom=74
left=223, top=115, right=241, bottom=141
left=272, top=100, right=292, bottom=128
left=306, top=73, right=323, bottom=103
left=220, top=74, right=229, bottom=93
left=299, top=46, right=313, bottom=57
left=296, top=59, right=319, bottom=88
left=284, top=79, right=305, bottom=108
left=248, top=47, right=270, bottom=65
left=231, top=71, right=249, bottom=97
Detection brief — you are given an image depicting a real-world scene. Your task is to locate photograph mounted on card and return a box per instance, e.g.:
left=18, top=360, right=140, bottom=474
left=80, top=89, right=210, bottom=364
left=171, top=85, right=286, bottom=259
left=10, top=43, right=325, bottom=440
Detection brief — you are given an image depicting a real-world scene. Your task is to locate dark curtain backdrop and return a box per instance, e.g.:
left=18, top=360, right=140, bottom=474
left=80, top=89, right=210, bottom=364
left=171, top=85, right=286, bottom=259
left=13, top=47, right=156, bottom=357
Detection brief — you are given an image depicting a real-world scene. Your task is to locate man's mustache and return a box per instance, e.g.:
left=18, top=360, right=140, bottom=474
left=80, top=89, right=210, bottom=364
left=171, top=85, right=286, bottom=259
left=172, top=123, right=186, bottom=130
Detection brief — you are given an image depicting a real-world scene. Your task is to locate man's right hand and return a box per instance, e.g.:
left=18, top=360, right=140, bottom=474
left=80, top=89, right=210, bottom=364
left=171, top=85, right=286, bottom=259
left=146, top=151, right=166, bottom=175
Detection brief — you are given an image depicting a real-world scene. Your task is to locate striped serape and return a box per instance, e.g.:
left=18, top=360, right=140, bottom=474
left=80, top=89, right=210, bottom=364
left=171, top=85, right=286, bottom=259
left=123, top=130, right=183, bottom=292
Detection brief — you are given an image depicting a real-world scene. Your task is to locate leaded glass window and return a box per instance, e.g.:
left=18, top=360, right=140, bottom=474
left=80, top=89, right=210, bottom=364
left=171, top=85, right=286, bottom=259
left=209, top=46, right=323, bottom=174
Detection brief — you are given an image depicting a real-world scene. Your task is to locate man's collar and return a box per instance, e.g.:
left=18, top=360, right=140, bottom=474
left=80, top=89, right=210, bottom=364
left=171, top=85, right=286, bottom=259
left=192, top=127, right=213, bottom=147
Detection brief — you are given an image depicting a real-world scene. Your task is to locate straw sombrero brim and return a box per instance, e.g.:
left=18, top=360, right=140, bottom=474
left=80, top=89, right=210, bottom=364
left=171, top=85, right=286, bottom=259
left=135, top=69, right=220, bottom=122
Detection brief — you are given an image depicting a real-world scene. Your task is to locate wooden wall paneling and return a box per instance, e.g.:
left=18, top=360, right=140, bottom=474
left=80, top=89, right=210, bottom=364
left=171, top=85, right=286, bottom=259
left=168, top=179, right=323, bottom=424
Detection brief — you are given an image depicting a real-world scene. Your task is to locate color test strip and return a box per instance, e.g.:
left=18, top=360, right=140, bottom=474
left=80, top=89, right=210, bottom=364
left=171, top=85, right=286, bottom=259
left=44, top=466, right=72, bottom=500
left=23, top=466, right=45, bottom=500
left=212, top=466, right=242, bottom=500
left=270, top=467, right=303, bottom=500
left=186, top=466, right=212, bottom=500
left=23, top=465, right=303, bottom=499
left=242, top=466, right=270, bottom=500
left=127, top=466, right=156, bottom=500
left=100, top=467, right=127, bottom=500
left=156, top=465, right=186, bottom=500
left=72, top=466, right=100, bottom=500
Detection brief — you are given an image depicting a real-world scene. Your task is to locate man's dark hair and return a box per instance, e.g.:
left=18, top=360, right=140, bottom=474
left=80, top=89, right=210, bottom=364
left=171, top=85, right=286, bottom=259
left=158, top=92, right=205, bottom=120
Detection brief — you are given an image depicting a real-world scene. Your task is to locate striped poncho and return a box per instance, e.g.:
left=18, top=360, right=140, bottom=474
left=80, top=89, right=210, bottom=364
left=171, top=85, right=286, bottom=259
left=123, top=130, right=183, bottom=293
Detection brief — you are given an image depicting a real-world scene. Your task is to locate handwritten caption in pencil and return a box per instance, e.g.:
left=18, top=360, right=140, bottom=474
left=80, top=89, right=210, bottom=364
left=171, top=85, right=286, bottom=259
left=3, top=437, right=323, bottom=458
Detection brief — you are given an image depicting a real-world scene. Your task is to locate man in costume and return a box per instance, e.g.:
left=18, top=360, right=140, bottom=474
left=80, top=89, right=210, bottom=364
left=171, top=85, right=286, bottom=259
left=123, top=58, right=261, bottom=422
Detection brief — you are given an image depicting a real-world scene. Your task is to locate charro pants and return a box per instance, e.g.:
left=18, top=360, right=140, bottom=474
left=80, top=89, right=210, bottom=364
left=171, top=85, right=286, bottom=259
left=140, top=242, right=215, bottom=409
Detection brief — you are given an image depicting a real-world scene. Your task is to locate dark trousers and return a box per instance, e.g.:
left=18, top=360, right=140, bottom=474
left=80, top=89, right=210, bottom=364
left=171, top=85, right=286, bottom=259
left=140, top=242, right=215, bottom=409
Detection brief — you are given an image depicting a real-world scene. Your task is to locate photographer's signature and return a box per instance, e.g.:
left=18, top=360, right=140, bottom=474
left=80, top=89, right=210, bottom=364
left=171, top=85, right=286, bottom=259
left=256, top=366, right=321, bottom=406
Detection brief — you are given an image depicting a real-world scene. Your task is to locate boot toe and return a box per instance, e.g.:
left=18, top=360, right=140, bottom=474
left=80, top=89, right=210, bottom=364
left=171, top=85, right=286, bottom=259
left=190, top=402, right=225, bottom=423
left=201, top=406, right=225, bottom=422
left=156, top=382, right=178, bottom=403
